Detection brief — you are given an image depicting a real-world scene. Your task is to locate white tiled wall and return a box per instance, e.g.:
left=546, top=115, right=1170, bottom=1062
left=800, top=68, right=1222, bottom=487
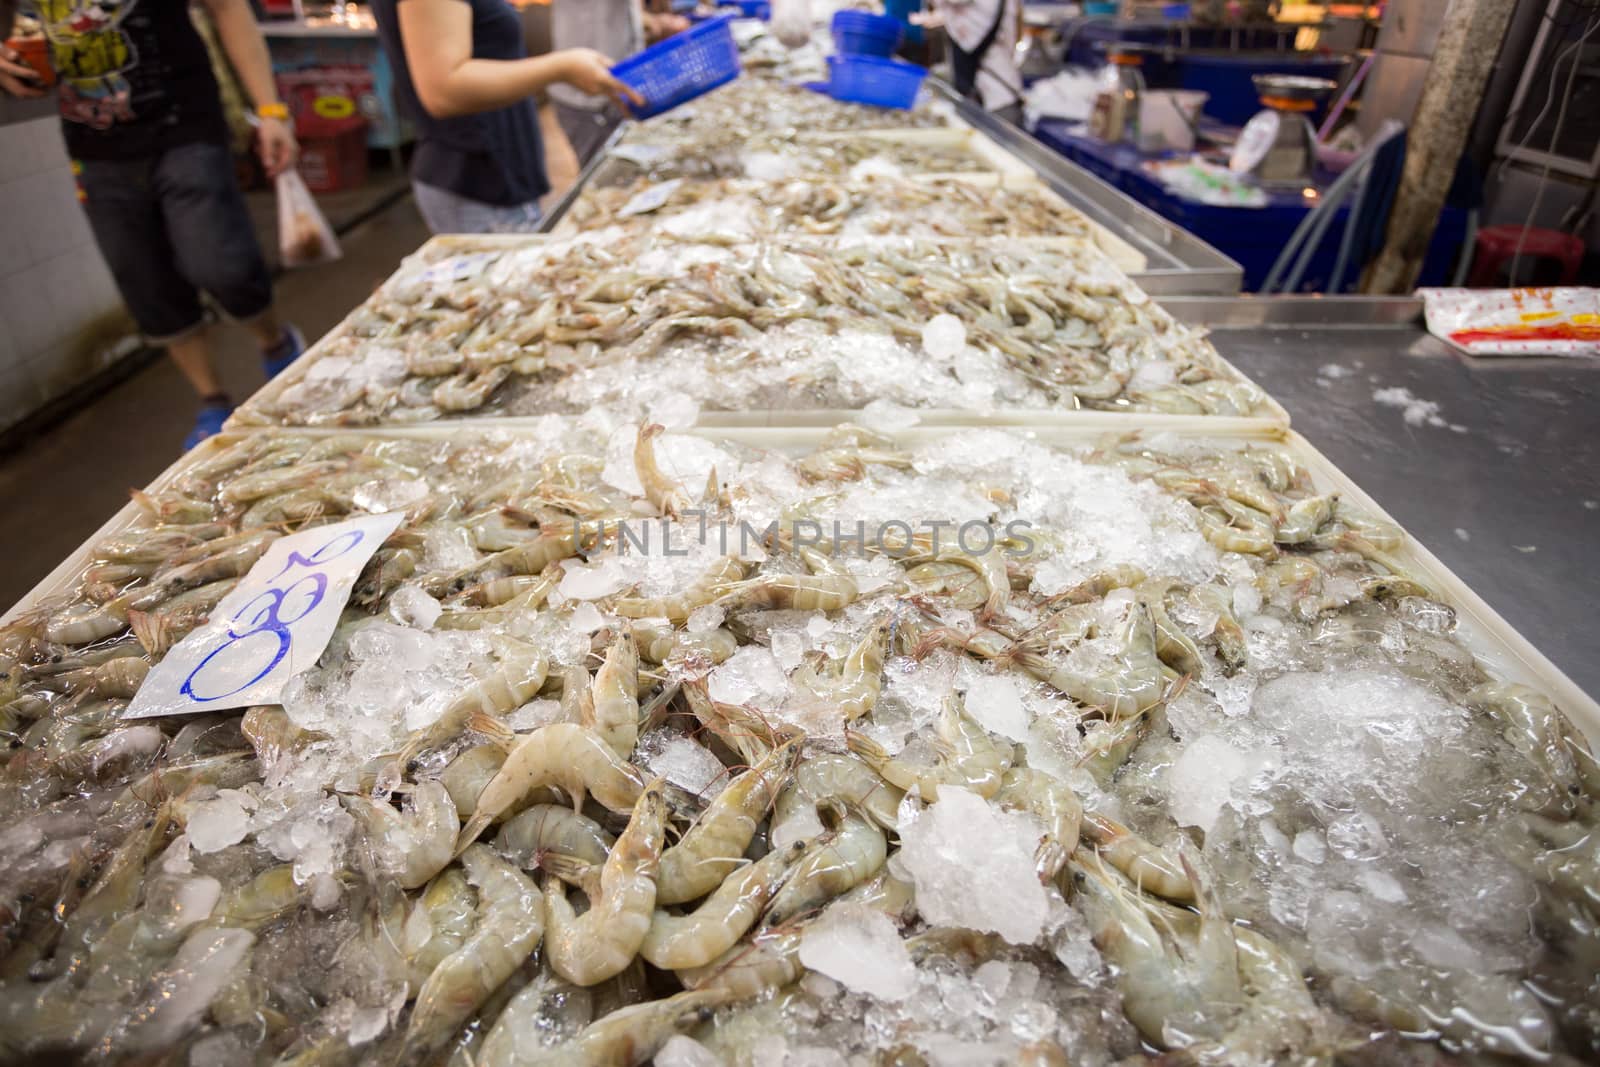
left=0, top=116, right=133, bottom=433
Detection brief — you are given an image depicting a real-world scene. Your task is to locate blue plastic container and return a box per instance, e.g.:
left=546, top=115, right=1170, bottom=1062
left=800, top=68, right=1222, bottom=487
left=720, top=0, right=769, bottom=17
left=826, top=54, right=926, bottom=109
left=612, top=17, right=742, bottom=119
left=831, top=10, right=902, bottom=57
left=1083, top=1, right=1118, bottom=14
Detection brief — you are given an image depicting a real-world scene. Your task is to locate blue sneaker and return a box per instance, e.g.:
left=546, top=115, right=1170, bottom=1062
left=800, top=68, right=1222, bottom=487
left=262, top=324, right=306, bottom=380
left=183, top=399, right=234, bottom=451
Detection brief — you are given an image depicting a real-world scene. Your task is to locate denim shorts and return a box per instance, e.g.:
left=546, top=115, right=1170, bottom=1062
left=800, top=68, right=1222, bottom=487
left=412, top=180, right=544, bottom=236
left=75, top=140, right=274, bottom=344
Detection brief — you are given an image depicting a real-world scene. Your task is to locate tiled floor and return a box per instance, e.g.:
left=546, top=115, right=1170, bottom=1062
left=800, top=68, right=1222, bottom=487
left=0, top=192, right=434, bottom=611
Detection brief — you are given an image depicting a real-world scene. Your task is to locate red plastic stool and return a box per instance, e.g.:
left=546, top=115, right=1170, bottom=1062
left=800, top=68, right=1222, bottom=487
left=1467, top=224, right=1584, bottom=287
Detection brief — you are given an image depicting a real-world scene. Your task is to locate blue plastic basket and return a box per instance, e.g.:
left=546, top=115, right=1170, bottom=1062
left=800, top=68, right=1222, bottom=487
left=826, top=54, right=926, bottom=109
left=831, top=10, right=902, bottom=57
left=729, top=0, right=770, bottom=17
left=612, top=17, right=742, bottom=119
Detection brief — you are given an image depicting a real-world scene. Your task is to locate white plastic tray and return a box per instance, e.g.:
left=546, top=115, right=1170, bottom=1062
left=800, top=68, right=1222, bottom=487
left=9, top=422, right=1594, bottom=746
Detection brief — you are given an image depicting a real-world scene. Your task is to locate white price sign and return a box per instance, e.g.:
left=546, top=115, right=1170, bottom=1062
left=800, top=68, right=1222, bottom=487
left=125, top=512, right=405, bottom=719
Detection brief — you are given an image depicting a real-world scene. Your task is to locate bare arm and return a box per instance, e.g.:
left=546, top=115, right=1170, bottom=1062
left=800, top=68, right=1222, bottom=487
left=198, top=0, right=298, bottom=175
left=199, top=0, right=281, bottom=112
left=398, top=0, right=640, bottom=119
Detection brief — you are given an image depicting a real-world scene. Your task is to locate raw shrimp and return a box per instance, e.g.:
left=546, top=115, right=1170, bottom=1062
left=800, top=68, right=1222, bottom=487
left=995, top=766, right=1082, bottom=881
left=615, top=557, right=748, bottom=622
left=633, top=622, right=739, bottom=667
left=1135, top=578, right=1204, bottom=678
left=433, top=365, right=512, bottom=412
left=1079, top=810, right=1193, bottom=902
left=495, top=804, right=616, bottom=869
left=583, top=629, right=639, bottom=759
left=404, top=867, right=478, bottom=991
left=790, top=617, right=888, bottom=723
left=438, top=744, right=507, bottom=818
left=344, top=780, right=459, bottom=889
left=760, top=810, right=888, bottom=927
left=392, top=637, right=548, bottom=775
left=656, top=737, right=802, bottom=906
left=769, top=752, right=903, bottom=848
left=846, top=694, right=1012, bottom=801
left=1469, top=682, right=1599, bottom=802
left=455, top=724, right=647, bottom=853
left=634, top=423, right=693, bottom=518
left=641, top=841, right=806, bottom=968
left=487, top=988, right=727, bottom=1067
left=402, top=845, right=544, bottom=1062
left=1014, top=602, right=1164, bottom=718
left=542, top=779, right=670, bottom=985
left=716, top=556, right=859, bottom=613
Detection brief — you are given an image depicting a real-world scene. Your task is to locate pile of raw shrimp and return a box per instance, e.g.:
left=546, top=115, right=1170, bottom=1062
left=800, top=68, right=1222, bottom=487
left=232, top=234, right=1261, bottom=428
left=562, top=175, right=1107, bottom=243
left=0, top=419, right=1593, bottom=1065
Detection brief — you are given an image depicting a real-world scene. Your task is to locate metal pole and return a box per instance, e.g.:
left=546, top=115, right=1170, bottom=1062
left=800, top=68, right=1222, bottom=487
left=1363, top=0, right=1518, bottom=294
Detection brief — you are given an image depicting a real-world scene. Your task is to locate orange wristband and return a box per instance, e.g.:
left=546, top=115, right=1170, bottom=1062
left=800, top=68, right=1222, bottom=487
left=256, top=102, right=290, bottom=120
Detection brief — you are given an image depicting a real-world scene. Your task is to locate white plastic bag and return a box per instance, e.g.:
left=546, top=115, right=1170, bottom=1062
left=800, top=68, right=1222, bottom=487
left=770, top=0, right=811, bottom=49
left=276, top=169, right=342, bottom=268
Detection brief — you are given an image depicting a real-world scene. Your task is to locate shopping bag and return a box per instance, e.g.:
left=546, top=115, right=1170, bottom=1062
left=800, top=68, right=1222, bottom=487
left=770, top=0, right=811, bottom=48
left=276, top=168, right=342, bottom=268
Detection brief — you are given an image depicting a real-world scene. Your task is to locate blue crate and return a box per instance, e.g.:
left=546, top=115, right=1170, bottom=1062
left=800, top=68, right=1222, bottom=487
left=612, top=16, right=742, bottom=119
left=727, top=0, right=770, bottom=17
left=831, top=10, right=902, bottom=57
left=827, top=54, right=926, bottom=109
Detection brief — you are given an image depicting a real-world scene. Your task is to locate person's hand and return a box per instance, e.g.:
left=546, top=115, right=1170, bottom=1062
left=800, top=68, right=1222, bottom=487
left=256, top=115, right=299, bottom=178
left=643, top=12, right=689, bottom=42
left=0, top=46, right=47, bottom=99
left=557, top=47, right=645, bottom=111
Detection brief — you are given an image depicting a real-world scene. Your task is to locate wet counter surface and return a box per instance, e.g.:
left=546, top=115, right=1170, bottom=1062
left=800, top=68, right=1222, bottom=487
left=1168, top=296, right=1600, bottom=702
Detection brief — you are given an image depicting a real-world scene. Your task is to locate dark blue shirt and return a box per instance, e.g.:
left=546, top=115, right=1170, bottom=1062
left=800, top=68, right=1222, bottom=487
left=374, top=0, right=549, bottom=205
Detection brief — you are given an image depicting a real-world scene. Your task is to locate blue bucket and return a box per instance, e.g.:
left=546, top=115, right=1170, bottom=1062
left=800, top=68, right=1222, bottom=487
left=831, top=10, right=902, bottom=57
left=827, top=54, right=926, bottom=109
left=612, top=17, right=742, bottom=119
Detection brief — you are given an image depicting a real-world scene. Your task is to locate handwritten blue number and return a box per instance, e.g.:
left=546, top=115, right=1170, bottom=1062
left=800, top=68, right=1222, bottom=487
left=181, top=526, right=363, bottom=702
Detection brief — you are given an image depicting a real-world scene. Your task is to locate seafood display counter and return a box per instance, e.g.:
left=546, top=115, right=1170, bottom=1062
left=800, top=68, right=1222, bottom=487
left=2, top=35, right=1599, bottom=1067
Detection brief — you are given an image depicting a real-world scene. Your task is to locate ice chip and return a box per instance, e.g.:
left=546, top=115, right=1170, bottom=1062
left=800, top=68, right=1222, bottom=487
left=897, top=788, right=1051, bottom=944
left=568, top=602, right=607, bottom=634
left=1291, top=829, right=1327, bottom=864
left=656, top=1035, right=722, bottom=1067
left=686, top=604, right=726, bottom=634
left=799, top=902, right=917, bottom=1001
left=963, top=674, right=1030, bottom=742
left=857, top=398, right=920, bottom=431
left=388, top=585, right=442, bottom=630
left=559, top=559, right=627, bottom=600
left=186, top=791, right=255, bottom=854
left=770, top=628, right=806, bottom=671
left=637, top=729, right=728, bottom=798
left=1166, top=734, right=1270, bottom=834
left=921, top=314, right=968, bottom=360
left=1327, top=811, right=1388, bottom=860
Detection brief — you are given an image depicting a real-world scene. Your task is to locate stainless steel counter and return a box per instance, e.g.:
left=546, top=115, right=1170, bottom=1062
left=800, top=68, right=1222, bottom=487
left=1166, top=295, right=1600, bottom=701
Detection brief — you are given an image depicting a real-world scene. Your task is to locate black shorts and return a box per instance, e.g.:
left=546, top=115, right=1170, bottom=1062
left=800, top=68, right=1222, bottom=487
left=75, top=140, right=273, bottom=344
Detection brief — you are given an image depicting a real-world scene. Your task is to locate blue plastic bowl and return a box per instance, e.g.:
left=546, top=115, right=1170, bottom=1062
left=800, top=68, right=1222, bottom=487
left=831, top=10, right=902, bottom=57
left=827, top=54, right=926, bottom=109
left=612, top=16, right=742, bottom=119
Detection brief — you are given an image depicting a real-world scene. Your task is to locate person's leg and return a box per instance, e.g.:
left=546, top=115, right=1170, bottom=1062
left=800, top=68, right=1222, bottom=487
left=155, top=141, right=303, bottom=378
left=166, top=327, right=224, bottom=397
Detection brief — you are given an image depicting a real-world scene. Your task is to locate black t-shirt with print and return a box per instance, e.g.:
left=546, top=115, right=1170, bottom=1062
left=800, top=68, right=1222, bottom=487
left=35, top=0, right=229, bottom=159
